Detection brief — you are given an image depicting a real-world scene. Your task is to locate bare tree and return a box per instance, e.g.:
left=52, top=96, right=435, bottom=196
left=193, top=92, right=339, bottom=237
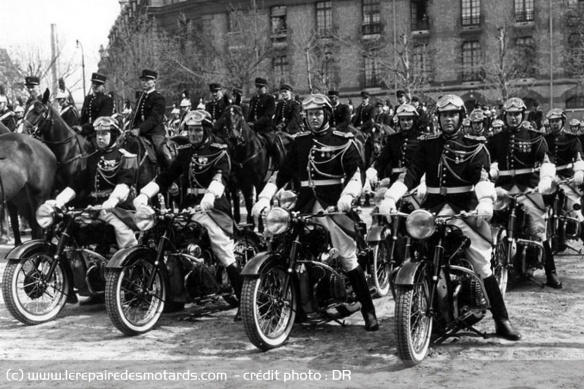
left=562, top=0, right=584, bottom=83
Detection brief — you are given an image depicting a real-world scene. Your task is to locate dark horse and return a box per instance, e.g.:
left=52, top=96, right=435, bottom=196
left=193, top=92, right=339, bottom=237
left=217, top=105, right=290, bottom=225
left=117, top=131, right=161, bottom=195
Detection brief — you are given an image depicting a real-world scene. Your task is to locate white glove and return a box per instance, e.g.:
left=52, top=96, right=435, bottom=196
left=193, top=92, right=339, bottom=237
left=43, top=199, right=62, bottom=209
left=379, top=198, right=397, bottom=221
left=476, top=199, right=494, bottom=221
left=489, top=163, right=499, bottom=181
left=575, top=170, right=584, bottom=186
left=133, top=194, right=149, bottom=209
left=337, top=195, right=354, bottom=212
left=101, top=198, right=119, bottom=212
left=200, top=193, right=215, bottom=212
left=252, top=197, right=271, bottom=219
left=538, top=177, right=554, bottom=194
left=366, top=167, right=378, bottom=185
left=416, top=182, right=427, bottom=202
left=362, top=178, right=372, bottom=194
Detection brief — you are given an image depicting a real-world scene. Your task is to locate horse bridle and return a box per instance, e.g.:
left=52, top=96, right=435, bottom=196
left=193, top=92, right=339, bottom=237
left=24, top=102, right=54, bottom=139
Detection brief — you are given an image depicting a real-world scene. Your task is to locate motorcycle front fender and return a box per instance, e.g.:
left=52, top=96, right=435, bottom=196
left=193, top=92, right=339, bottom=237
left=5, top=239, right=56, bottom=263
left=366, top=224, right=387, bottom=243
left=241, top=251, right=282, bottom=276
left=393, top=259, right=423, bottom=286
left=106, top=246, right=156, bottom=268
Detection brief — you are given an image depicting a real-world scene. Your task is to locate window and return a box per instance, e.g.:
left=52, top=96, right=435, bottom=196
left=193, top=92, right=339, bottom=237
left=514, top=0, right=534, bottom=22
left=462, top=41, right=481, bottom=81
left=461, top=0, right=480, bottom=26
left=362, top=0, right=381, bottom=35
left=566, top=33, right=584, bottom=76
left=411, top=0, right=429, bottom=31
left=271, top=6, right=287, bottom=35
left=321, top=51, right=336, bottom=84
left=273, top=55, right=289, bottom=83
left=316, top=1, right=332, bottom=36
left=413, top=44, right=431, bottom=82
left=566, top=95, right=584, bottom=109
left=364, top=55, right=381, bottom=87
left=515, top=37, right=536, bottom=77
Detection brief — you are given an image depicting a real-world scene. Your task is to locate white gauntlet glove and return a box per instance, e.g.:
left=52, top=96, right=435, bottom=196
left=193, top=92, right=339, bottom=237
left=474, top=181, right=496, bottom=221
left=381, top=181, right=408, bottom=221
left=47, top=187, right=76, bottom=209
left=379, top=198, right=397, bottom=216
left=337, top=195, right=354, bottom=212
left=489, top=162, right=499, bottom=181
left=366, top=167, right=378, bottom=185
left=200, top=193, right=215, bottom=212
left=574, top=160, right=584, bottom=186
left=538, top=163, right=556, bottom=194
left=252, top=183, right=278, bottom=219
left=101, top=198, right=119, bottom=212
left=133, top=194, right=149, bottom=209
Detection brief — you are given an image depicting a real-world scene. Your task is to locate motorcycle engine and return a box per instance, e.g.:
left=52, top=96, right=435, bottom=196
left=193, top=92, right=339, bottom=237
left=185, top=262, right=219, bottom=300
left=311, top=265, right=347, bottom=306
left=458, top=272, right=488, bottom=311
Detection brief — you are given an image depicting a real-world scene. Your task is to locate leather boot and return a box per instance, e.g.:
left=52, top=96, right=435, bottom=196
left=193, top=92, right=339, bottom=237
left=543, top=241, right=562, bottom=289
left=347, top=266, right=379, bottom=331
left=226, top=263, right=243, bottom=322
left=79, top=295, right=105, bottom=306
left=483, top=275, right=521, bottom=341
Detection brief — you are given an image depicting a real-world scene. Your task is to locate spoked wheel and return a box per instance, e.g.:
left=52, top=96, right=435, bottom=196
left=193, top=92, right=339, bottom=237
left=372, top=240, right=393, bottom=297
left=221, top=235, right=262, bottom=307
left=241, top=260, right=297, bottom=350
left=491, top=228, right=510, bottom=298
left=2, top=252, right=69, bottom=325
left=395, top=274, right=433, bottom=367
left=105, top=253, right=166, bottom=336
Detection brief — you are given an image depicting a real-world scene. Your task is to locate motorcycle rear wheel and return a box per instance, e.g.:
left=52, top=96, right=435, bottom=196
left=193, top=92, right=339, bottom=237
left=241, top=260, right=297, bottom=351
left=491, top=228, right=510, bottom=298
left=105, top=254, right=166, bottom=336
left=2, top=252, right=69, bottom=325
left=395, top=277, right=433, bottom=367
left=372, top=239, right=392, bottom=297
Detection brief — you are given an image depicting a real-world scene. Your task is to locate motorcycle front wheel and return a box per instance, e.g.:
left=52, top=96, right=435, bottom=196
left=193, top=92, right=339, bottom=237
left=241, top=259, right=297, bottom=351
left=221, top=234, right=263, bottom=307
left=105, top=252, right=166, bottom=336
left=491, top=228, right=510, bottom=297
left=2, top=251, right=69, bottom=325
left=372, top=239, right=393, bottom=297
left=395, top=274, right=433, bottom=367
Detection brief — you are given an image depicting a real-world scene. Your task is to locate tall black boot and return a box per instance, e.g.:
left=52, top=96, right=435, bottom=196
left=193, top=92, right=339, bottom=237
left=543, top=241, right=562, bottom=289
left=347, top=266, right=379, bottom=331
left=484, top=275, right=521, bottom=341
left=226, top=263, right=243, bottom=322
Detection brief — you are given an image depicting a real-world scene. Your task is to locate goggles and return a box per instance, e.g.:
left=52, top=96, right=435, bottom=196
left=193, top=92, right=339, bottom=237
left=302, top=94, right=332, bottom=111
left=93, top=116, right=120, bottom=132
left=546, top=108, right=566, bottom=121
left=436, top=94, right=465, bottom=112
left=183, top=110, right=212, bottom=127
left=396, top=104, right=418, bottom=117
left=503, top=97, right=526, bottom=112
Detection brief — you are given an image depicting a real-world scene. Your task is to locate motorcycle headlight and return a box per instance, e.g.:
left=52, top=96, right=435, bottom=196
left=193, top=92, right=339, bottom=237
left=265, top=207, right=290, bottom=235
left=494, top=187, right=511, bottom=211
left=134, top=205, right=156, bottom=231
left=36, top=203, right=55, bottom=228
left=277, top=190, right=297, bottom=211
left=406, top=209, right=436, bottom=240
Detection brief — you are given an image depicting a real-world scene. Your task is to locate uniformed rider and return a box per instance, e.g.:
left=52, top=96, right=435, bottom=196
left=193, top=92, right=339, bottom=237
left=246, top=77, right=279, bottom=165
left=133, top=110, right=243, bottom=321
left=55, top=89, right=79, bottom=127
left=77, top=73, right=114, bottom=142
left=251, top=93, right=379, bottom=332
left=488, top=97, right=561, bottom=289
left=328, top=90, right=351, bottom=131
left=205, top=82, right=229, bottom=124
left=274, top=83, right=302, bottom=134
left=380, top=94, right=521, bottom=341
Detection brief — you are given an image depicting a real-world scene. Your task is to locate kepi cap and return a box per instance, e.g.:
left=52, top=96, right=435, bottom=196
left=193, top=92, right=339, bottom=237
left=25, top=76, right=40, bottom=86
left=209, top=83, right=222, bottom=91
left=327, top=90, right=339, bottom=97
left=139, top=69, right=158, bottom=80
left=91, top=72, right=107, bottom=84
left=254, top=77, right=268, bottom=87
left=280, top=83, right=293, bottom=92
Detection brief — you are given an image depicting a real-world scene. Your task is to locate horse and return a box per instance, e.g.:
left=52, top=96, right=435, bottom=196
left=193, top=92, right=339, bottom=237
left=217, top=105, right=290, bottom=226
left=117, top=131, right=161, bottom=195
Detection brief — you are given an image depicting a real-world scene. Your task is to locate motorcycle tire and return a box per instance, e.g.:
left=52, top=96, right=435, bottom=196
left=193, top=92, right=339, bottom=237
left=105, top=251, right=166, bottom=336
left=372, top=239, right=393, bottom=297
left=241, top=259, right=297, bottom=351
left=222, top=234, right=263, bottom=307
left=2, top=251, right=69, bottom=325
left=491, top=228, right=510, bottom=298
left=395, top=275, right=433, bottom=367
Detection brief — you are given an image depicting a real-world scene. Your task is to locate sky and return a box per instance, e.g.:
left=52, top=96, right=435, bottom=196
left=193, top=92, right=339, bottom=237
left=0, top=0, right=121, bottom=101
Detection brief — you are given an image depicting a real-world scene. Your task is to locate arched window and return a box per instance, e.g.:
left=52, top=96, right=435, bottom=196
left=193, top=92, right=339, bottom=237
left=566, top=95, right=584, bottom=109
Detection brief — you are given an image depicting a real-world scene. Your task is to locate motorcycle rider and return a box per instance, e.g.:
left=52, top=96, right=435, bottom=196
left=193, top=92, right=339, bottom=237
left=43, top=116, right=139, bottom=304
left=251, top=94, right=379, bottom=332
left=380, top=94, right=521, bottom=341
left=487, top=97, right=561, bottom=289
left=133, top=110, right=243, bottom=321
left=544, top=108, right=584, bottom=244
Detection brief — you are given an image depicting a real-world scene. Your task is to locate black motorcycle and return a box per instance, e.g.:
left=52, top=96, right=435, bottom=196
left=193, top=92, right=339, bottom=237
left=2, top=204, right=119, bottom=325
left=105, top=203, right=262, bottom=336
left=240, top=191, right=365, bottom=351
left=393, top=209, right=490, bottom=366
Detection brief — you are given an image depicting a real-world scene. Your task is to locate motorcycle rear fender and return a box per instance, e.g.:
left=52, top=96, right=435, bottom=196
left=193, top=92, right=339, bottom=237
left=106, top=246, right=155, bottom=268
left=366, top=225, right=386, bottom=242
left=5, top=239, right=56, bottom=263
left=241, top=251, right=281, bottom=276
left=393, top=259, right=423, bottom=286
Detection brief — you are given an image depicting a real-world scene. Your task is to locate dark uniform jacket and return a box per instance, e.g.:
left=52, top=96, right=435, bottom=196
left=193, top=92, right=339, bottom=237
left=79, top=93, right=114, bottom=136
left=274, top=99, right=302, bottom=134
left=131, top=90, right=166, bottom=137
left=154, top=134, right=233, bottom=234
left=403, top=131, right=491, bottom=213
left=374, top=129, right=424, bottom=185
left=330, top=103, right=352, bottom=131
left=275, top=128, right=363, bottom=212
left=246, top=93, right=276, bottom=133
left=351, top=103, right=375, bottom=132
left=545, top=130, right=583, bottom=178
left=73, top=146, right=137, bottom=208
left=60, top=104, right=79, bottom=127
left=487, top=125, right=549, bottom=190
left=205, top=96, right=229, bottom=123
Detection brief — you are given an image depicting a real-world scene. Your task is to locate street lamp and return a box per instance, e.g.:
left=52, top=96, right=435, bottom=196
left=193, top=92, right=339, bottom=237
left=76, top=39, right=86, bottom=97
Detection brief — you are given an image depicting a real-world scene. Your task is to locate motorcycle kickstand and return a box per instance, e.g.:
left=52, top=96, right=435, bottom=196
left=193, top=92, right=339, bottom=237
left=527, top=276, right=546, bottom=289
left=563, top=244, right=582, bottom=254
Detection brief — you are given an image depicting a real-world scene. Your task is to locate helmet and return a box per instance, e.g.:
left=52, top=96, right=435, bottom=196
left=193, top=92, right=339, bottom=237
left=396, top=104, right=418, bottom=117
left=180, top=98, right=192, bottom=108
left=542, top=119, right=550, bottom=126
left=502, top=97, right=526, bottom=113
left=302, top=94, right=332, bottom=112
left=462, top=118, right=471, bottom=127
left=14, top=106, right=24, bottom=114
left=183, top=109, right=213, bottom=128
left=93, top=116, right=122, bottom=148
left=469, top=109, right=485, bottom=122
left=545, top=108, right=566, bottom=122
left=569, top=118, right=581, bottom=127
left=435, top=94, right=466, bottom=115
left=55, top=90, right=67, bottom=100
left=492, top=119, right=504, bottom=128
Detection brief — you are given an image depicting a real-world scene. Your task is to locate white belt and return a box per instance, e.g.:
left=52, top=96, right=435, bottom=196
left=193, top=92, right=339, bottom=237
left=300, top=179, right=343, bottom=187
left=427, top=186, right=473, bottom=195
left=392, top=167, right=406, bottom=173
left=499, top=168, right=535, bottom=177
left=556, top=164, right=573, bottom=171
left=187, top=188, right=207, bottom=195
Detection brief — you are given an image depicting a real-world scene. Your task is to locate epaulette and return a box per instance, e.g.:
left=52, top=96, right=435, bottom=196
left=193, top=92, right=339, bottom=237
left=210, top=142, right=228, bottom=149
left=464, top=134, right=487, bottom=142
left=177, top=144, right=193, bottom=150
left=119, top=148, right=137, bottom=158
left=293, top=131, right=311, bottom=138
left=419, top=133, right=440, bottom=140
left=333, top=130, right=354, bottom=138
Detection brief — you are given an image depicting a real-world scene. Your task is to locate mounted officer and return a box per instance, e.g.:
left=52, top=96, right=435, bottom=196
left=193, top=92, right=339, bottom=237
left=351, top=91, right=375, bottom=133
left=274, top=83, right=302, bottom=134
left=133, top=110, right=243, bottom=321
left=328, top=90, right=351, bottom=131
left=55, top=89, right=79, bottom=127
left=77, top=72, right=114, bottom=147
left=205, top=82, right=229, bottom=124
left=246, top=77, right=280, bottom=165
left=23, top=76, right=41, bottom=113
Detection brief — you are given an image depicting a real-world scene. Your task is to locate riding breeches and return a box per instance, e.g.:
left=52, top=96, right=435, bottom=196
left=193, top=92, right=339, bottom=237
left=192, top=212, right=236, bottom=267
left=311, top=202, right=359, bottom=273
left=99, top=210, right=138, bottom=249
left=510, top=186, right=548, bottom=241
left=437, top=204, right=493, bottom=278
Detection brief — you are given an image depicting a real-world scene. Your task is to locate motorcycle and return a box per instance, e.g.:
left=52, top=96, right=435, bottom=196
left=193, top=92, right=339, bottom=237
left=105, top=201, right=262, bottom=336
left=547, top=179, right=582, bottom=254
left=393, top=209, right=490, bottom=366
left=2, top=204, right=119, bottom=325
left=240, top=190, right=364, bottom=351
